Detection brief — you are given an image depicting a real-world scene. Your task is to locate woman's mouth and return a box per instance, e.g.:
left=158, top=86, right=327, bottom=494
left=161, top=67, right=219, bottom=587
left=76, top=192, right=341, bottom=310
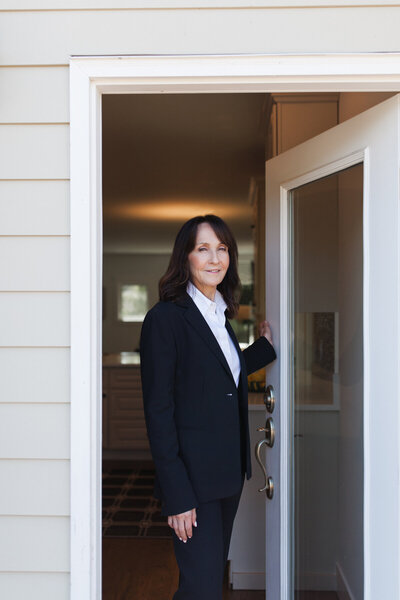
left=206, top=269, right=220, bottom=273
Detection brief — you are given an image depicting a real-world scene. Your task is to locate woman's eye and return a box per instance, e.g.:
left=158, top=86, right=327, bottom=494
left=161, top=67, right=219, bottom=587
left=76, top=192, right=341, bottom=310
left=198, top=246, right=227, bottom=251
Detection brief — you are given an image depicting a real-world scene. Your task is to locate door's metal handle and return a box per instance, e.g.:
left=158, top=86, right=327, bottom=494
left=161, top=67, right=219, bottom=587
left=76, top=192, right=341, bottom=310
left=264, top=385, right=275, bottom=413
left=257, top=417, right=275, bottom=447
left=255, top=439, right=274, bottom=499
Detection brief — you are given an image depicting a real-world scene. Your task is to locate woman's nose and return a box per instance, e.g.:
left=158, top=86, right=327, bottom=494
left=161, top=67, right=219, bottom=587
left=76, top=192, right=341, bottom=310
left=209, top=251, right=219, bottom=263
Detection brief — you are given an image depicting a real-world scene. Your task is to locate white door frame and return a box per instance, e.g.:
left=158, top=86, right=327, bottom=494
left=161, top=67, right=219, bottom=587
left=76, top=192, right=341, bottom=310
left=69, top=53, right=400, bottom=600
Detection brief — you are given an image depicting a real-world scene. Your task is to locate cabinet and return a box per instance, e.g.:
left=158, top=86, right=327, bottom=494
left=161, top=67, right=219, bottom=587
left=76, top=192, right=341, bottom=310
left=102, top=363, right=150, bottom=452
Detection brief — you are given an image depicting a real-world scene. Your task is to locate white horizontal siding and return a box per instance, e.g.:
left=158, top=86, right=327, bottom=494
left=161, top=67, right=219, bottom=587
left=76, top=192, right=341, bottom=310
left=0, top=9, right=72, bottom=594
left=0, top=181, right=69, bottom=235
left=0, top=237, right=69, bottom=291
left=0, top=573, right=69, bottom=600
left=1, top=7, right=400, bottom=65
left=0, top=404, right=69, bottom=459
left=0, top=460, right=69, bottom=515
left=0, top=67, right=69, bottom=123
left=0, top=348, right=70, bottom=403
left=0, top=516, right=69, bottom=571
left=0, top=125, right=69, bottom=179
left=0, top=292, right=69, bottom=346
left=1, top=0, right=400, bottom=9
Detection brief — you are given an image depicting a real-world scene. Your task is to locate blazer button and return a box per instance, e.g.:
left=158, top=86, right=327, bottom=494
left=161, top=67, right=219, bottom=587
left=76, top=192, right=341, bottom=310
left=226, top=393, right=233, bottom=396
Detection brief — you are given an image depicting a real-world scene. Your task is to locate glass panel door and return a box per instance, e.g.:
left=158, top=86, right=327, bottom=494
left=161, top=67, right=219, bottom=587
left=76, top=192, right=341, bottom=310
left=290, top=164, right=364, bottom=599
left=264, top=95, right=400, bottom=599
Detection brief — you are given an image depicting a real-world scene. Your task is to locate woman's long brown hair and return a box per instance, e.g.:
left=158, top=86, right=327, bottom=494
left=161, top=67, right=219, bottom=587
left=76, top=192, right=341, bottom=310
left=159, top=214, right=241, bottom=319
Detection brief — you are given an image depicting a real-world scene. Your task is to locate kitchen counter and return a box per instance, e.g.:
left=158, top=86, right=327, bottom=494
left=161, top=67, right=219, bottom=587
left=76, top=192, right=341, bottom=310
left=102, top=352, right=140, bottom=366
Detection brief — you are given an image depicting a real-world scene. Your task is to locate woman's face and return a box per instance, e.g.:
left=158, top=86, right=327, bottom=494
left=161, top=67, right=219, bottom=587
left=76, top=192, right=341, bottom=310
left=187, top=222, right=230, bottom=298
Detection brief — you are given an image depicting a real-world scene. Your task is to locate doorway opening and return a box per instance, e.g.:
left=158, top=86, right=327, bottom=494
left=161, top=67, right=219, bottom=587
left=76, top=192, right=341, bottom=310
left=100, top=90, right=393, bottom=600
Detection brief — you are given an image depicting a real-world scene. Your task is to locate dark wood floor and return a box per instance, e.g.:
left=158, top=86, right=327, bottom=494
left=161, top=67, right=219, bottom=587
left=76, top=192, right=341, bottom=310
left=103, top=538, right=178, bottom=600
left=102, top=537, right=264, bottom=599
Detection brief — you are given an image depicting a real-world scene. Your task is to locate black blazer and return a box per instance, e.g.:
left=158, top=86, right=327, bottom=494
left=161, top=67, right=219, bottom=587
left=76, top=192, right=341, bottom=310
left=139, top=290, right=277, bottom=516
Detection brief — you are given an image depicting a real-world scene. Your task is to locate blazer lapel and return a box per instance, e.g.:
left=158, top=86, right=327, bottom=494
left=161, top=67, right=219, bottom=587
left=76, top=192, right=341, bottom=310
left=176, top=291, right=237, bottom=386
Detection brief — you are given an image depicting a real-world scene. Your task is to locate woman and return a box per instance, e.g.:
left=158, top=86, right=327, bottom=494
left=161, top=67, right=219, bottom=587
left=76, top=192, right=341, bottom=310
left=140, top=214, right=276, bottom=600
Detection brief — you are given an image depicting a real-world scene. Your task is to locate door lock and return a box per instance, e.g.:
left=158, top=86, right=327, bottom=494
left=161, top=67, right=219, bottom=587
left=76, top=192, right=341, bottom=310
left=257, top=417, right=275, bottom=448
left=264, top=384, right=275, bottom=413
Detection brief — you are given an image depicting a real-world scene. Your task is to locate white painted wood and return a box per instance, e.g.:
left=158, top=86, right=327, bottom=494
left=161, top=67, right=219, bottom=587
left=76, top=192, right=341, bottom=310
left=70, top=55, right=400, bottom=600
left=0, top=67, right=69, bottom=123
left=0, top=292, right=69, bottom=346
left=0, top=348, right=70, bottom=403
left=73, top=53, right=400, bottom=93
left=0, top=573, right=69, bottom=600
left=0, top=460, right=69, bottom=515
left=0, top=516, right=69, bottom=571
left=0, top=404, right=70, bottom=458
left=0, top=125, right=69, bottom=179
left=0, top=181, right=70, bottom=235
left=2, top=0, right=400, bottom=9
left=3, top=10, right=400, bottom=66
left=231, top=572, right=265, bottom=589
left=70, top=60, right=102, bottom=600
left=265, top=95, right=400, bottom=599
left=0, top=237, right=69, bottom=291
left=228, top=410, right=266, bottom=588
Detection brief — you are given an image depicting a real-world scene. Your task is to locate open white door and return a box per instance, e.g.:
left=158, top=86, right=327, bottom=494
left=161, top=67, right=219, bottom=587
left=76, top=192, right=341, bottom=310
left=260, top=95, right=400, bottom=599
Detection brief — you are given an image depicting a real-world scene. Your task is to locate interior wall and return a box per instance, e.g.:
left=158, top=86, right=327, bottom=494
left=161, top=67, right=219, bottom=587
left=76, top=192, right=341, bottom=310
left=293, top=176, right=338, bottom=314
left=339, top=92, right=396, bottom=123
left=102, top=253, right=169, bottom=354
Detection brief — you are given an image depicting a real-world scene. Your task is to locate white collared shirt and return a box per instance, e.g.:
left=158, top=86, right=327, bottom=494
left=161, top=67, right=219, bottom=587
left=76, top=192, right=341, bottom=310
left=186, top=280, right=241, bottom=387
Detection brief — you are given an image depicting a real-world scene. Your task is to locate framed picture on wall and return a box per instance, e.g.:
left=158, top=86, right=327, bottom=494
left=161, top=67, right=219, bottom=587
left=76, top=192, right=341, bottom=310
left=294, top=311, right=339, bottom=409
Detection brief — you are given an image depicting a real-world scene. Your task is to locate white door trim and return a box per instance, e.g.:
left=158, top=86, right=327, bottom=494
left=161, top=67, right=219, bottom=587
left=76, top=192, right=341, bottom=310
left=69, top=52, right=400, bottom=600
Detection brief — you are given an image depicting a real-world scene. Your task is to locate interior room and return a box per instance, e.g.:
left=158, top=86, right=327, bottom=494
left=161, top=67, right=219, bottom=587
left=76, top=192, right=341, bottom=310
left=101, top=91, right=394, bottom=600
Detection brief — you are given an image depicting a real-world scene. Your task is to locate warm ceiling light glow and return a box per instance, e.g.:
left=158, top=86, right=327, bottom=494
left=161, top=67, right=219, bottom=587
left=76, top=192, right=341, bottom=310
left=105, top=200, right=250, bottom=221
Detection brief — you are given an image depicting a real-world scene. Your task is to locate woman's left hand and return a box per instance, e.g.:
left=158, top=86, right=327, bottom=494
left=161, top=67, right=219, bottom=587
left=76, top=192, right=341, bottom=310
left=259, top=320, right=273, bottom=345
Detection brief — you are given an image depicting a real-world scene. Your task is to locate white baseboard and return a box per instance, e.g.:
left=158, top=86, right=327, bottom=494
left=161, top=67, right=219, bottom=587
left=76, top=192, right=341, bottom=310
left=296, top=571, right=337, bottom=590
left=336, top=562, right=356, bottom=600
left=231, top=572, right=265, bottom=590
left=231, top=564, right=356, bottom=595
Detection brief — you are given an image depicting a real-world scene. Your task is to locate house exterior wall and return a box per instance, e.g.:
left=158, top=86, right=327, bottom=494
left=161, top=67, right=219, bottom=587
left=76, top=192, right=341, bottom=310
left=1, top=2, right=400, bottom=598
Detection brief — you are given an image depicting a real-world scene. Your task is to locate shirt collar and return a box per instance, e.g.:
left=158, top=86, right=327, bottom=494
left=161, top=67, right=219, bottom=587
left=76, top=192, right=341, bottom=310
left=186, top=280, right=227, bottom=317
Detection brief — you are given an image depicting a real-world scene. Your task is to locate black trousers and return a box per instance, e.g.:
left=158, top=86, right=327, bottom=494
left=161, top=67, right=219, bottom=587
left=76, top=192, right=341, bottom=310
left=171, top=474, right=245, bottom=600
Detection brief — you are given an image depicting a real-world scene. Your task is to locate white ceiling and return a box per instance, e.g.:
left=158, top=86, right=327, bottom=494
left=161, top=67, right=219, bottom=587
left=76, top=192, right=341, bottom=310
left=102, top=92, right=268, bottom=254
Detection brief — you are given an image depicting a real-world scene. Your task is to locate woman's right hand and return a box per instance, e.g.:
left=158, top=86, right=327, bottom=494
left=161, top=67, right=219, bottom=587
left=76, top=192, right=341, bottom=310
left=259, top=320, right=273, bottom=345
left=168, top=507, right=197, bottom=542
